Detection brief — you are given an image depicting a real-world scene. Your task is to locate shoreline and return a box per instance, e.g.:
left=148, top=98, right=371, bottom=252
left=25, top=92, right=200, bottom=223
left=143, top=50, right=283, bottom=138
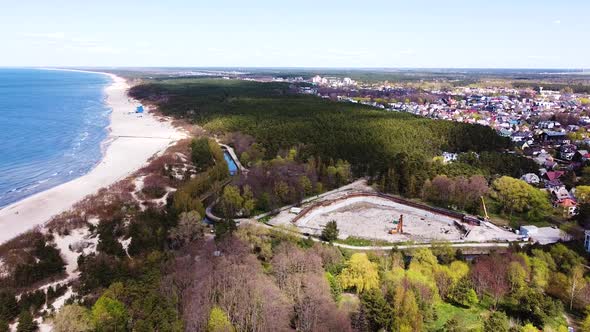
left=0, top=70, right=185, bottom=243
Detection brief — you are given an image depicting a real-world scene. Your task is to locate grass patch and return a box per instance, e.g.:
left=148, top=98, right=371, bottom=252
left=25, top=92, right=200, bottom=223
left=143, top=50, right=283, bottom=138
left=335, top=236, right=393, bottom=247
left=257, top=215, right=272, bottom=223
left=488, top=211, right=554, bottom=229
left=429, top=302, right=486, bottom=331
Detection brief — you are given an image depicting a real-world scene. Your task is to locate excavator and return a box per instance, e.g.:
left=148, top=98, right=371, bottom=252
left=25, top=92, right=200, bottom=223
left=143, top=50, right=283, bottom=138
left=389, top=214, right=404, bottom=234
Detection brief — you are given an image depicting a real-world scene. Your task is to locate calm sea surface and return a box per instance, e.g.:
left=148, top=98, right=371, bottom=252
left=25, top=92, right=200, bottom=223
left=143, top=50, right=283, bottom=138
left=0, top=69, right=112, bottom=207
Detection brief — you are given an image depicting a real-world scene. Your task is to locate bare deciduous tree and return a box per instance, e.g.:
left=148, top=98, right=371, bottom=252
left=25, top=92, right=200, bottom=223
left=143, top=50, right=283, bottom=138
left=471, top=254, right=510, bottom=308
left=168, top=237, right=293, bottom=332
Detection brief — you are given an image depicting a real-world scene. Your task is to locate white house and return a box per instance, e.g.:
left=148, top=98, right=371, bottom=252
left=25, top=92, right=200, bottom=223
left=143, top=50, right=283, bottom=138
left=520, top=173, right=541, bottom=185
left=343, top=77, right=355, bottom=85
left=538, top=121, right=561, bottom=130
left=442, top=152, right=458, bottom=164
left=520, top=225, right=539, bottom=237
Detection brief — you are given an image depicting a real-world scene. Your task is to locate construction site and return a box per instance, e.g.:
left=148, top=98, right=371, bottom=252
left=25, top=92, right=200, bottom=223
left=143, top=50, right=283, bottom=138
left=293, top=195, right=465, bottom=242
left=267, top=181, right=523, bottom=244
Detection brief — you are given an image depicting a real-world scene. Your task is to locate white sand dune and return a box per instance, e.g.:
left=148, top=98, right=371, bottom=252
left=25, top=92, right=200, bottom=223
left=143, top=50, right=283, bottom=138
left=0, top=72, right=185, bottom=243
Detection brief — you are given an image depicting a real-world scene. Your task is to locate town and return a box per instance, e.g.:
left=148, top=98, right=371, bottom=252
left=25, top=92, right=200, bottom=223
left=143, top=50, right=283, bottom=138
left=301, top=75, right=590, bottom=221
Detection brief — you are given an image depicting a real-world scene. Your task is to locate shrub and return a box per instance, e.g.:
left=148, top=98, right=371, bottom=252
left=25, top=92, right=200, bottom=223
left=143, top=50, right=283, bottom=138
left=53, top=304, right=94, bottom=332
left=142, top=175, right=168, bottom=199
left=91, top=296, right=128, bottom=332
left=325, top=272, right=342, bottom=301
left=168, top=211, right=205, bottom=249
left=13, top=237, right=65, bottom=287
left=321, top=220, right=339, bottom=242
left=339, top=253, right=380, bottom=293
left=128, top=209, right=176, bottom=256
left=16, top=310, right=37, bottom=332
left=96, top=218, right=125, bottom=257
left=0, top=291, right=18, bottom=322
left=483, top=311, right=509, bottom=332
left=206, top=306, right=234, bottom=332
left=18, top=290, right=45, bottom=314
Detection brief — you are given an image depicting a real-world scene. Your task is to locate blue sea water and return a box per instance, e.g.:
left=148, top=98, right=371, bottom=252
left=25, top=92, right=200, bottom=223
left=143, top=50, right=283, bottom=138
left=0, top=69, right=112, bottom=207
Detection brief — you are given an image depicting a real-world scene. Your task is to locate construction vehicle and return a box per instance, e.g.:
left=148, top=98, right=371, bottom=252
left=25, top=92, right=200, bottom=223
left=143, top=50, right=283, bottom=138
left=389, top=215, right=404, bottom=234
left=480, top=196, right=490, bottom=221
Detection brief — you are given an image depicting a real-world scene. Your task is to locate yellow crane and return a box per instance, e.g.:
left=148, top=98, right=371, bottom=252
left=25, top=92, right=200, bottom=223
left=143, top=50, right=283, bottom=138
left=480, top=196, right=490, bottom=220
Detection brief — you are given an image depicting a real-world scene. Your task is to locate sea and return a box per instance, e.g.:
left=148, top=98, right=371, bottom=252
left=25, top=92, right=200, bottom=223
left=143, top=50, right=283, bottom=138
left=0, top=68, right=112, bottom=208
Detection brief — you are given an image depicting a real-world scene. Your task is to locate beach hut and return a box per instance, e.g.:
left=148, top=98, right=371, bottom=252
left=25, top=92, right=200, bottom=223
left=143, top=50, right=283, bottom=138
left=136, top=105, right=144, bottom=114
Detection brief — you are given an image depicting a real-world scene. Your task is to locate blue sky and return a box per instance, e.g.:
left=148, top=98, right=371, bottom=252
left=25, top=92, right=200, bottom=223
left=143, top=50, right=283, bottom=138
left=1, top=0, right=588, bottom=68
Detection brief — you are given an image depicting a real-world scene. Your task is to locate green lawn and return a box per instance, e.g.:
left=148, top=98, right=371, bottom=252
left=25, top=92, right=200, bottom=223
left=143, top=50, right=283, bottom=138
left=430, top=300, right=568, bottom=332
left=257, top=215, right=272, bottom=223
left=429, top=302, right=486, bottom=331
left=335, top=236, right=398, bottom=247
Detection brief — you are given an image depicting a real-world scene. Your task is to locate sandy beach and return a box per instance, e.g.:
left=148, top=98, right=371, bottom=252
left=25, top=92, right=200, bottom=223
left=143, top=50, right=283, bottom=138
left=0, top=72, right=185, bottom=243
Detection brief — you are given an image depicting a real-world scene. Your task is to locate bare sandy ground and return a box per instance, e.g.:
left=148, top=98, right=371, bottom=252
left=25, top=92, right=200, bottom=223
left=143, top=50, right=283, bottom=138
left=269, top=184, right=521, bottom=243
left=0, top=71, right=185, bottom=243
left=295, top=196, right=464, bottom=242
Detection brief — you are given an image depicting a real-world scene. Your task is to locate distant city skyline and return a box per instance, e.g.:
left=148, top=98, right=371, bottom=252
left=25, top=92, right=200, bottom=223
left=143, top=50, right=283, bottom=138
left=1, top=0, right=589, bottom=69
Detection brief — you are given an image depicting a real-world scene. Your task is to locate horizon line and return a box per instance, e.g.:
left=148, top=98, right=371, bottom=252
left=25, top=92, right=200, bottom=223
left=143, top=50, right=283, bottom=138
left=1, top=66, right=590, bottom=72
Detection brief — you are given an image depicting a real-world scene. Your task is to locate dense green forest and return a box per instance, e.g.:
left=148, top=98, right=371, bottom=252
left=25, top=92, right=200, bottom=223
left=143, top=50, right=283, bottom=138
left=129, top=79, right=509, bottom=175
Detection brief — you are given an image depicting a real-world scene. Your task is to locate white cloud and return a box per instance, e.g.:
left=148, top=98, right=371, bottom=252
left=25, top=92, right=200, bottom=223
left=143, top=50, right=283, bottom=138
left=553, top=19, right=561, bottom=24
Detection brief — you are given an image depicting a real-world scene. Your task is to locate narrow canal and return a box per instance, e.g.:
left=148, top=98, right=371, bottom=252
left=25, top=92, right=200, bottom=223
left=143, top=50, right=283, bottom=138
left=223, top=150, right=238, bottom=176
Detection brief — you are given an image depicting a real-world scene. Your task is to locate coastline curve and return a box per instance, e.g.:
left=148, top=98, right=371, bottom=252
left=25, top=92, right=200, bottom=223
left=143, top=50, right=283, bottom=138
left=0, top=70, right=185, bottom=243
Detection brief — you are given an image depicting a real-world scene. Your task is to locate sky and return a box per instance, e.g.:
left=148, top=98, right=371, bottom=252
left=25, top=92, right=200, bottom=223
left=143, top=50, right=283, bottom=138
left=1, top=0, right=589, bottom=69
